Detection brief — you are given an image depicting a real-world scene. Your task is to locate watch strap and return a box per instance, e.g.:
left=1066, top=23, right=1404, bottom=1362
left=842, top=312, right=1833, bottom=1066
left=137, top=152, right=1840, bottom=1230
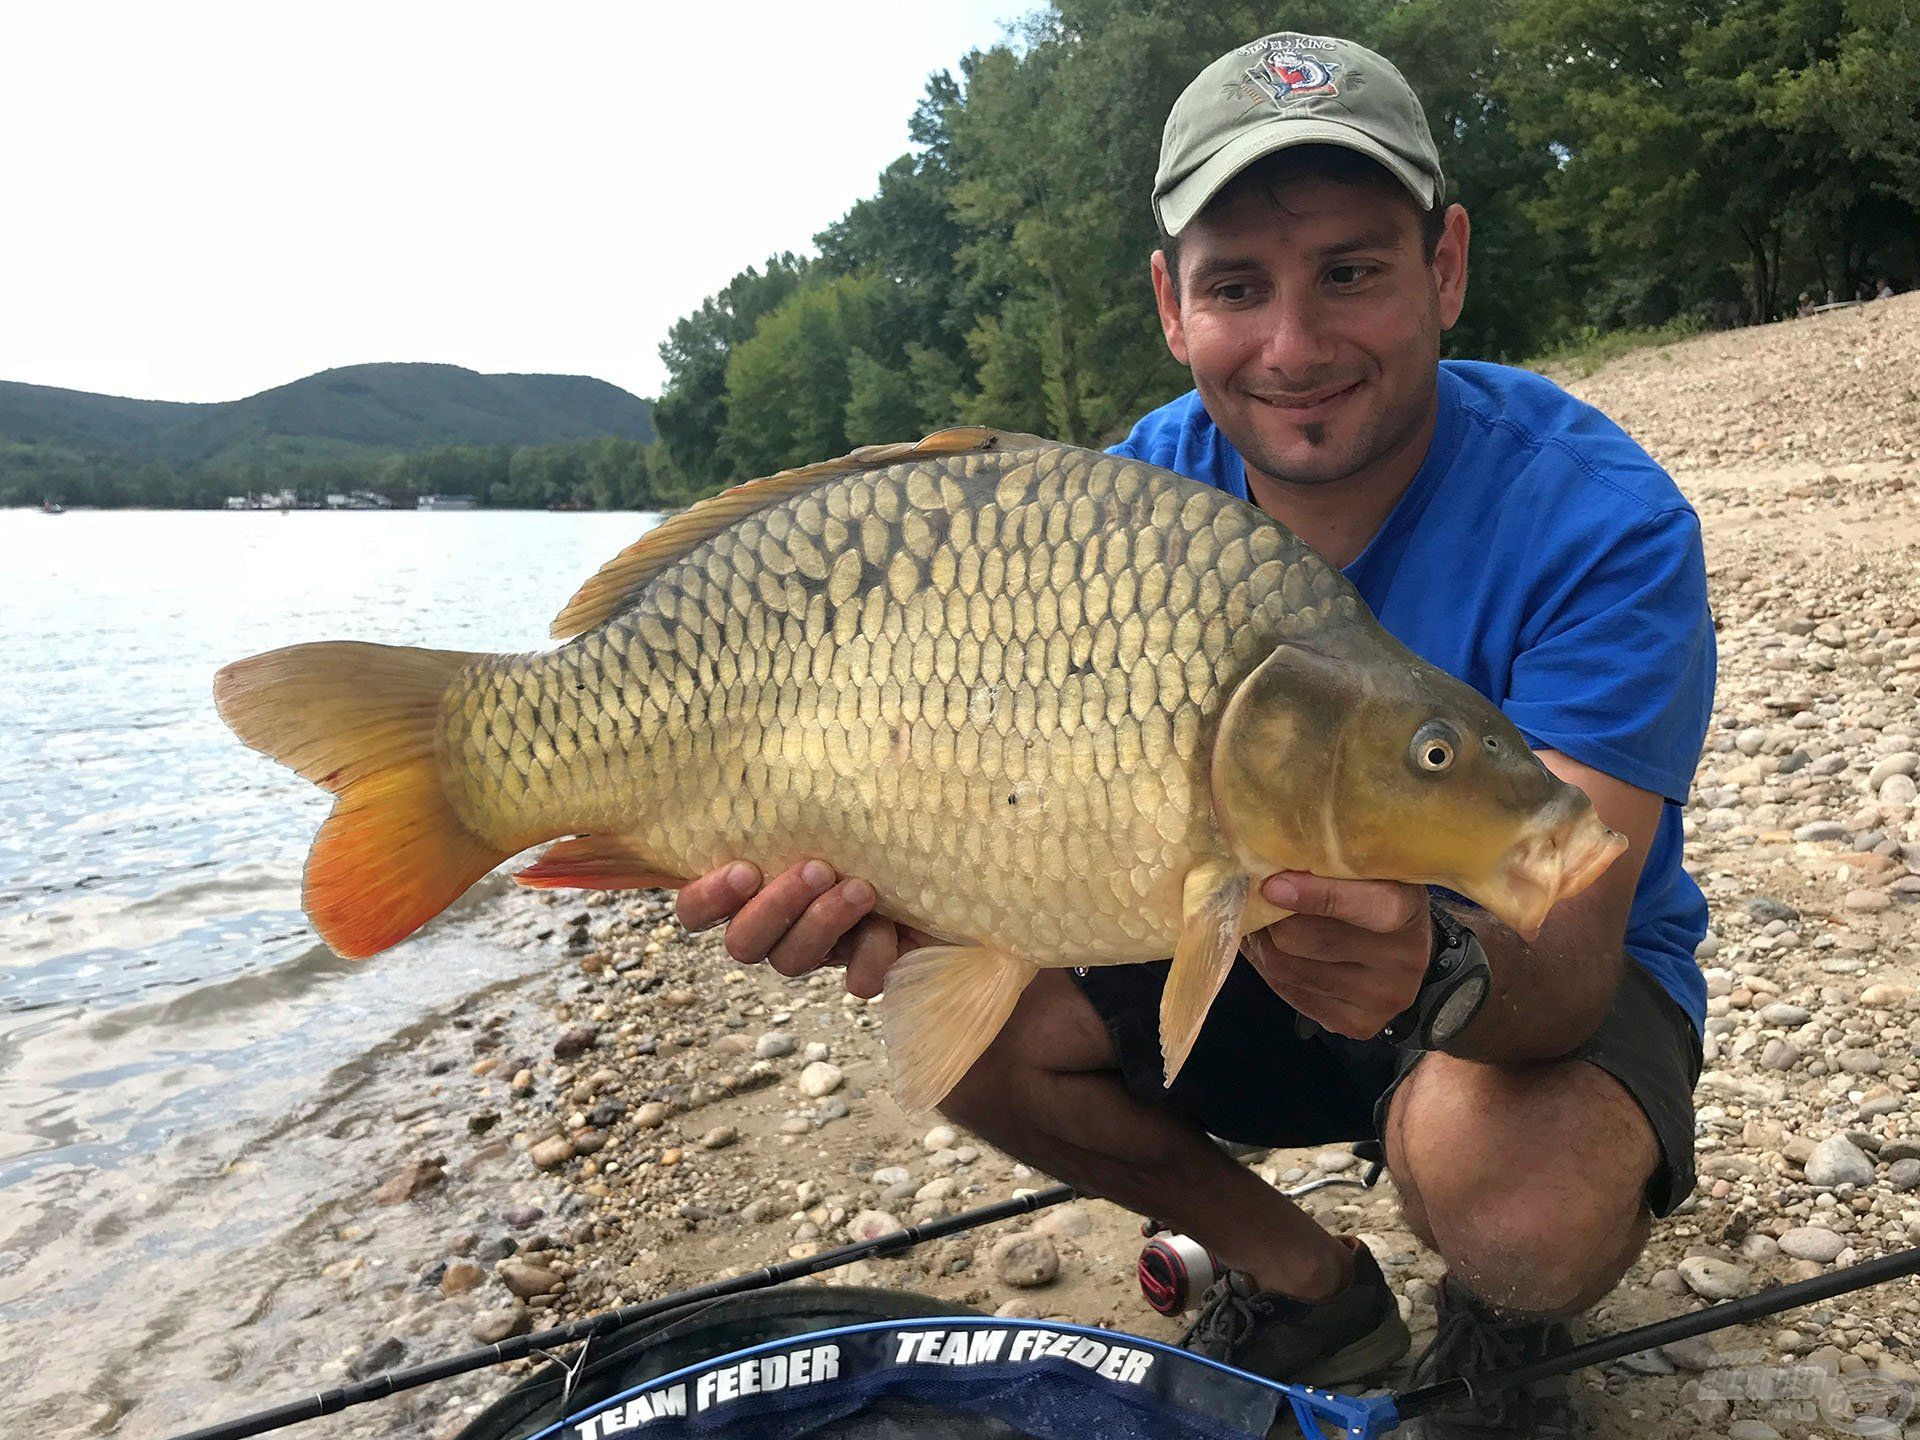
left=1380, top=902, right=1490, bottom=1049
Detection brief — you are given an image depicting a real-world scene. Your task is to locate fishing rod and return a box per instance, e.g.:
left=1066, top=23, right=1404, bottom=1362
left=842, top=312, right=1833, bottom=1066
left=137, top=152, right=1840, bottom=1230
left=168, top=1173, right=1920, bottom=1440
left=504, top=1244, right=1920, bottom=1440
left=167, top=1183, right=1077, bottom=1440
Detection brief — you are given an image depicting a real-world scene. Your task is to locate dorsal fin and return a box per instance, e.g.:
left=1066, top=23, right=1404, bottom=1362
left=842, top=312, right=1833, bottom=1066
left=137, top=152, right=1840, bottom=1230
left=548, top=427, right=1050, bottom=640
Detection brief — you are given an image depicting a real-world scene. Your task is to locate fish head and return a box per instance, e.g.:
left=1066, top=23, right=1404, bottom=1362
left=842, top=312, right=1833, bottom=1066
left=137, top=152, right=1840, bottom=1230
left=1213, top=641, right=1626, bottom=937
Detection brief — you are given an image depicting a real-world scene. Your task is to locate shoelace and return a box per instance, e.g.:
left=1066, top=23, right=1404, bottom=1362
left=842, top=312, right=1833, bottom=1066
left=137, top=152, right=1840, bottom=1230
left=1182, top=1278, right=1279, bottom=1354
left=1417, top=1298, right=1535, bottom=1428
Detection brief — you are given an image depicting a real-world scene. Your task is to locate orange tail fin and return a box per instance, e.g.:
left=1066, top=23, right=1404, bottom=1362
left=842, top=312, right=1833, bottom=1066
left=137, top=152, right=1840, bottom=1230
left=214, top=641, right=508, bottom=959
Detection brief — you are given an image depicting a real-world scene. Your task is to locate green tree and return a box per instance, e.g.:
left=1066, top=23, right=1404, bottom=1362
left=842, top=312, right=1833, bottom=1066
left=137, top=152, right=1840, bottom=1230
left=1500, top=0, right=1863, bottom=322
left=721, top=275, right=895, bottom=474
left=844, top=348, right=924, bottom=445
left=652, top=254, right=811, bottom=487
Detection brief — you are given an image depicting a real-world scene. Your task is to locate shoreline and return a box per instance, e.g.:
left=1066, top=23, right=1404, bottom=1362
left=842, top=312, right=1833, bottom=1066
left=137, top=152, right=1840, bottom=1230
left=14, top=298, right=1920, bottom=1440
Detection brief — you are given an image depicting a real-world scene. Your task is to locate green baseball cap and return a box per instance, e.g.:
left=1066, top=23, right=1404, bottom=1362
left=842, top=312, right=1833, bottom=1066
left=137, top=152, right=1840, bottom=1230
left=1154, top=32, right=1444, bottom=236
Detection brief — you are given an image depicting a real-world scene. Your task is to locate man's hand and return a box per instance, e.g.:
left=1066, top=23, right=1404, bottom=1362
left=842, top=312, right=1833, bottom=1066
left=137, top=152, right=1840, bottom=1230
left=674, top=859, right=925, bottom=999
left=1245, top=754, right=1664, bottom=1061
left=1241, top=873, right=1431, bottom=1039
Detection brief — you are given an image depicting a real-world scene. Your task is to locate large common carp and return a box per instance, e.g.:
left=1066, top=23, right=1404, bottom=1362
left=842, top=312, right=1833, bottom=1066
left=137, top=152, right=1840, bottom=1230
left=217, top=429, right=1624, bottom=1108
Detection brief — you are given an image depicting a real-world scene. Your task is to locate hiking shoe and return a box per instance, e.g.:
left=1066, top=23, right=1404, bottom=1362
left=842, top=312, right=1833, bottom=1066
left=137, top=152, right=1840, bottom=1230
left=1405, top=1275, right=1582, bottom=1437
left=1179, top=1235, right=1411, bottom=1386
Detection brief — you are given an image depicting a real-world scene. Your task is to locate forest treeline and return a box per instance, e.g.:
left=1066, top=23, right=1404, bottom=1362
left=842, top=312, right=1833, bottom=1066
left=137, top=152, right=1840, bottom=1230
left=13, top=0, right=1915, bottom=510
left=0, top=434, right=692, bottom=512
left=652, top=0, right=1919, bottom=492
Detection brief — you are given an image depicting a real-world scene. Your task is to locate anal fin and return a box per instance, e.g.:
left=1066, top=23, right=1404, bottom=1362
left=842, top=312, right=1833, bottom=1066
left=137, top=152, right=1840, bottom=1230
left=1160, top=862, right=1251, bottom=1087
left=881, top=946, right=1037, bottom=1111
left=514, top=835, right=684, bottom=891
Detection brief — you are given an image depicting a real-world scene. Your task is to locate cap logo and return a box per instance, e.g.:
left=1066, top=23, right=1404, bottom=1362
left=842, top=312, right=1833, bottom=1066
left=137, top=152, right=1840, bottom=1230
left=1245, top=45, right=1341, bottom=106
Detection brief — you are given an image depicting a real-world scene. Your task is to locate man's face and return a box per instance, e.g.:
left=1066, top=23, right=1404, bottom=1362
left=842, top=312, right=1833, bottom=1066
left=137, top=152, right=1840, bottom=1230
left=1152, top=171, right=1468, bottom=490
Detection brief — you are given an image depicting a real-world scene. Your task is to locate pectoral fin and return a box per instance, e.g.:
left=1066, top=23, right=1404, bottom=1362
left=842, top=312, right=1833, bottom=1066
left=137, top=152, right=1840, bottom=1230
left=514, top=835, right=684, bottom=891
left=1161, top=862, right=1251, bottom=1086
left=881, top=946, right=1037, bottom=1111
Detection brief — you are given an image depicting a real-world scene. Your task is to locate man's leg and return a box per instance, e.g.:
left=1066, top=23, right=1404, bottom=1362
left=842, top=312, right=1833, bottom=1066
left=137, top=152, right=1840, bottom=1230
left=1382, top=1051, right=1659, bottom=1317
left=940, top=969, right=1357, bottom=1303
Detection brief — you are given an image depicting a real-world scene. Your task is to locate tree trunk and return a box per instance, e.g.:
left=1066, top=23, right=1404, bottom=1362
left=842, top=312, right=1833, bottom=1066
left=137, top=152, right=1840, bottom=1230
left=1744, top=232, right=1773, bottom=323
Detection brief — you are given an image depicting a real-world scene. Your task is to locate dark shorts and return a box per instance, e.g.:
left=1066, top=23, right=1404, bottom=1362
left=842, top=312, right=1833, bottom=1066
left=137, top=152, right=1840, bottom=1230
left=1070, top=953, right=1704, bottom=1218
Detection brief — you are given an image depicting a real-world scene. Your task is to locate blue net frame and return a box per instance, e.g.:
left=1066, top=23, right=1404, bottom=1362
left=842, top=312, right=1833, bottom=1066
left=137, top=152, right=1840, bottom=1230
left=521, top=1317, right=1401, bottom=1440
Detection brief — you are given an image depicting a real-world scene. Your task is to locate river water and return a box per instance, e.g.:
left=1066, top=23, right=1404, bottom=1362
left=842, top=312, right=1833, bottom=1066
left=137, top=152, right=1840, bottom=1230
left=0, top=507, right=660, bottom=1434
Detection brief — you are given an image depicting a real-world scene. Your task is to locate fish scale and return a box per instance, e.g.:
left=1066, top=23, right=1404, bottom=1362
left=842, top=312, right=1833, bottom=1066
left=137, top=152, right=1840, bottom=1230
left=218, top=428, right=1625, bottom=1109
left=439, top=444, right=1291, bottom=965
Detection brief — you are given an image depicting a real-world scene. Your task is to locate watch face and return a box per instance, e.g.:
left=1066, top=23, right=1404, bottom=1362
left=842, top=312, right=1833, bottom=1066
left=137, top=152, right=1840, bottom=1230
left=1430, top=972, right=1489, bottom=1045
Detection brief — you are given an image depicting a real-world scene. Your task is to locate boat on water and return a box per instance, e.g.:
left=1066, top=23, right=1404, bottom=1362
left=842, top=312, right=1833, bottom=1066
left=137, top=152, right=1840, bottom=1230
left=41, top=498, right=65, bottom=514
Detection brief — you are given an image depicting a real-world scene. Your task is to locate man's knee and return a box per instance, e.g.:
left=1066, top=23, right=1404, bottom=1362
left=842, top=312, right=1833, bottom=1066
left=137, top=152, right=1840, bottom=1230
left=1384, top=1054, right=1660, bottom=1315
left=1421, top=1179, right=1650, bottom=1315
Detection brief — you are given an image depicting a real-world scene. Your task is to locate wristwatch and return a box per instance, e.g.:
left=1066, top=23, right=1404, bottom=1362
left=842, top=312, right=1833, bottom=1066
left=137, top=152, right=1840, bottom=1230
left=1379, top=902, right=1492, bottom=1051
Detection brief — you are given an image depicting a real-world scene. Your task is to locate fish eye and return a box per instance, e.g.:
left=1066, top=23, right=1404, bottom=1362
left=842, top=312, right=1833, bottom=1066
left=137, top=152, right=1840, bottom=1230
left=1412, top=722, right=1458, bottom=774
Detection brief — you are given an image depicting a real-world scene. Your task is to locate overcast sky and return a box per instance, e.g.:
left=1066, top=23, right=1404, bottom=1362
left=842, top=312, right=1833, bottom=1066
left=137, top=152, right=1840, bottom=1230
left=1, top=2, right=1025, bottom=405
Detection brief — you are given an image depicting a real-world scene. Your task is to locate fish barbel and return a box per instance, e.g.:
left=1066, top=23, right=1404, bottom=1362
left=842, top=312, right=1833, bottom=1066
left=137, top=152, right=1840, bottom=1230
left=216, top=429, right=1624, bottom=1108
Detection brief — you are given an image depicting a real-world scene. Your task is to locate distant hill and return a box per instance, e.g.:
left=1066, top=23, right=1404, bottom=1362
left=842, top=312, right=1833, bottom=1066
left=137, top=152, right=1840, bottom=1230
left=0, top=362, right=654, bottom=471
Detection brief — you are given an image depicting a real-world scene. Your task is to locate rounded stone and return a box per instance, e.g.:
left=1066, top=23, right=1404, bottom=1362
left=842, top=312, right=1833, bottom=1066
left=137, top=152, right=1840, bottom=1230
left=923, top=1124, right=959, bottom=1152
left=1880, top=773, right=1919, bottom=806
left=440, top=1260, right=485, bottom=1296
left=1777, top=1226, right=1847, bottom=1262
left=530, top=1137, right=575, bottom=1170
left=798, top=1062, right=844, bottom=1098
left=1805, top=1135, right=1876, bottom=1188
left=845, top=1209, right=901, bottom=1242
left=1676, top=1256, right=1750, bottom=1301
left=471, top=1308, right=530, bottom=1344
left=1868, top=752, right=1920, bottom=786
left=500, top=1261, right=563, bottom=1299
left=990, top=1232, right=1061, bottom=1288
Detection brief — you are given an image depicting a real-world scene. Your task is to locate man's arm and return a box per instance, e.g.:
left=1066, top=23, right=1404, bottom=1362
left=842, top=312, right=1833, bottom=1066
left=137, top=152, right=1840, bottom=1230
left=1242, top=749, right=1666, bottom=1063
left=1444, top=750, right=1663, bottom=1059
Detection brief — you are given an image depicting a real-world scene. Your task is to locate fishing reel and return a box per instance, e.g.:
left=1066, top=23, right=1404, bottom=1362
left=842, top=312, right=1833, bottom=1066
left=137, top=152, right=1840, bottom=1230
left=1136, top=1142, right=1385, bottom=1315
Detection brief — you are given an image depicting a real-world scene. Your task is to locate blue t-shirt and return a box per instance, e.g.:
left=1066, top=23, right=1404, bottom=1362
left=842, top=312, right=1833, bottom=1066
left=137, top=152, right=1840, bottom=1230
left=1110, top=360, right=1714, bottom=1033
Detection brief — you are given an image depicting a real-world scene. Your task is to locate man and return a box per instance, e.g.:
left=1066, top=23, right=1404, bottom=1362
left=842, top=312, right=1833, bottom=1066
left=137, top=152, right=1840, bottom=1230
left=676, top=33, right=1713, bottom=1438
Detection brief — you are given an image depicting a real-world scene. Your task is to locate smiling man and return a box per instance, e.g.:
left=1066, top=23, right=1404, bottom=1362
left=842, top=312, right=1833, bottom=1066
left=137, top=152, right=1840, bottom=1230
left=676, top=32, right=1715, bottom=1439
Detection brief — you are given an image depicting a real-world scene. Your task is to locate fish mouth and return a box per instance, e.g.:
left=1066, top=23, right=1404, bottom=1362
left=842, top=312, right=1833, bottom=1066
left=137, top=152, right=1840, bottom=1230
left=1476, top=808, right=1628, bottom=940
